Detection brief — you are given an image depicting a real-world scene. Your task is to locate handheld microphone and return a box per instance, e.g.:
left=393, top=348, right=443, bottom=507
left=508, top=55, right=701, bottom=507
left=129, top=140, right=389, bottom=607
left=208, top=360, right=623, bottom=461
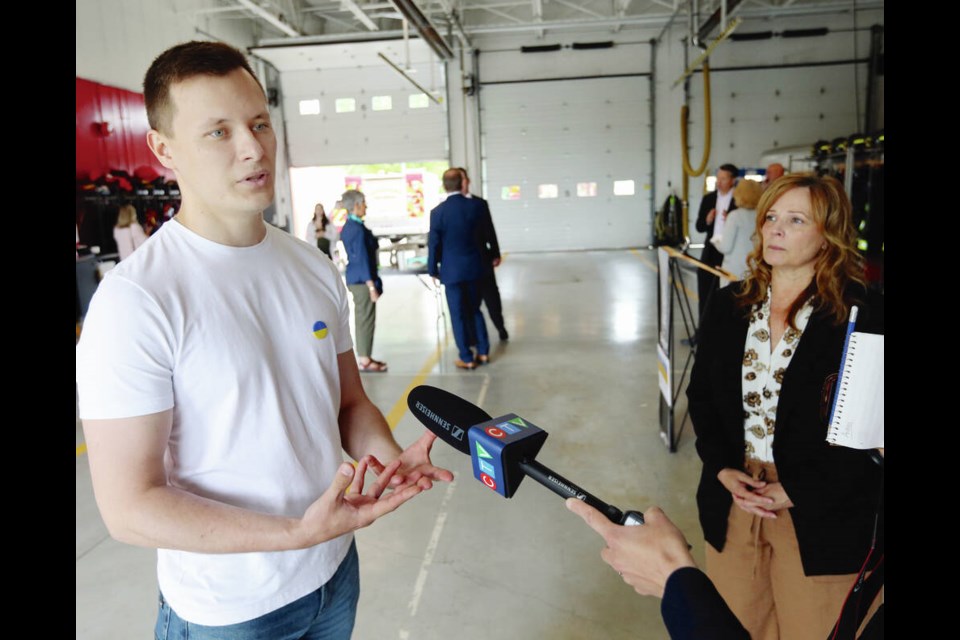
left=408, top=385, right=644, bottom=526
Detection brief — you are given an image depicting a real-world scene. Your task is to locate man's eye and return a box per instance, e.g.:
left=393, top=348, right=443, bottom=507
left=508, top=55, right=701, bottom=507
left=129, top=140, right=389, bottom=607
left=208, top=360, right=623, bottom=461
left=253, top=122, right=270, bottom=132
left=210, top=129, right=225, bottom=139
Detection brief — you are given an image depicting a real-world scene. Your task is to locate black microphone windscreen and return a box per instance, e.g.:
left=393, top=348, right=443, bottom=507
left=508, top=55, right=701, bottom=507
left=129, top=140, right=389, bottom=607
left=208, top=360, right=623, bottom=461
left=407, top=385, right=492, bottom=455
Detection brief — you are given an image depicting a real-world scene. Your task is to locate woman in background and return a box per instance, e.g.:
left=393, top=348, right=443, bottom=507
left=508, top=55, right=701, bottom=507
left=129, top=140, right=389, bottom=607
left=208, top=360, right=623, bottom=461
left=304, top=203, right=338, bottom=260
left=339, top=189, right=387, bottom=372
left=711, top=179, right=764, bottom=286
left=688, top=174, right=883, bottom=639
left=113, top=204, right=148, bottom=260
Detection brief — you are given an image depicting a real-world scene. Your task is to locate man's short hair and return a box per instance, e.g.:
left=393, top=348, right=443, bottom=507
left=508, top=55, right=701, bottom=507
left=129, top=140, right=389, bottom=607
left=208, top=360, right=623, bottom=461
left=340, top=189, right=365, bottom=213
left=144, top=40, right=262, bottom=136
left=457, top=167, right=469, bottom=180
left=442, top=168, right=464, bottom=193
left=718, top=163, right=739, bottom=179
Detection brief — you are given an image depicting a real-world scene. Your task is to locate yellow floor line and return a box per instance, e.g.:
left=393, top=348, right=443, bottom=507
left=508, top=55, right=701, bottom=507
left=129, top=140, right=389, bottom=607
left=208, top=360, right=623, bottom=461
left=385, top=339, right=447, bottom=430
left=630, top=248, right=699, bottom=302
left=630, top=248, right=657, bottom=272
left=76, top=443, right=87, bottom=457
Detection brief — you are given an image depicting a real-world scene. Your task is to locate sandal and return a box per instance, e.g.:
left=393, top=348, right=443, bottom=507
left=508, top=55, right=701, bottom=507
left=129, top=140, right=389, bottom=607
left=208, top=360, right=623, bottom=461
left=358, top=359, right=388, bottom=372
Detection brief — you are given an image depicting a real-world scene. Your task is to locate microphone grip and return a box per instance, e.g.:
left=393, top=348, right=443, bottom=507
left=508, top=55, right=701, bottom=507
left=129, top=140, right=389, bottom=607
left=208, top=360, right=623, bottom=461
left=519, top=458, right=625, bottom=525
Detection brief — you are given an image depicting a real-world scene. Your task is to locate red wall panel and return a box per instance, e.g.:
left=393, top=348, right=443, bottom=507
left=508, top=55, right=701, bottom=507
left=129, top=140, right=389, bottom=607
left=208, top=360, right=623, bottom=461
left=76, top=77, right=173, bottom=182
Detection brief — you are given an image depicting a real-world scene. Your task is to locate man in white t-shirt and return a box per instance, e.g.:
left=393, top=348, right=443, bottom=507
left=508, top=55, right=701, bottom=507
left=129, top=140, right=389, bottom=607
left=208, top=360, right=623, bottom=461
left=75, top=41, right=451, bottom=638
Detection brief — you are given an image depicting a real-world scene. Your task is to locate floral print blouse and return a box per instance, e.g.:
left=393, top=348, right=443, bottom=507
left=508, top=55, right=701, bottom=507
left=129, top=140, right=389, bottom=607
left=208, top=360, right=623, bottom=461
left=742, top=288, right=814, bottom=463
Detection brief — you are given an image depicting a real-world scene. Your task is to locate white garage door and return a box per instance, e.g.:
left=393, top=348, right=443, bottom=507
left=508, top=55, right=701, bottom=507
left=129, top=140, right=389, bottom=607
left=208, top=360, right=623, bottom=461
left=480, top=76, right=651, bottom=252
left=253, top=40, right=448, bottom=167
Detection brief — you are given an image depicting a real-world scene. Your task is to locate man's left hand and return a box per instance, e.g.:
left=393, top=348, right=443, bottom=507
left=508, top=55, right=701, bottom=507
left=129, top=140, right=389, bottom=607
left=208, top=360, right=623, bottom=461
left=359, top=431, right=454, bottom=490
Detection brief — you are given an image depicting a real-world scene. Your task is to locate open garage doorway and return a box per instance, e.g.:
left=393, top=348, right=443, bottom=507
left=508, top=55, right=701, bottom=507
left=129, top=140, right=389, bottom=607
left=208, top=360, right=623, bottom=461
left=290, top=160, right=448, bottom=272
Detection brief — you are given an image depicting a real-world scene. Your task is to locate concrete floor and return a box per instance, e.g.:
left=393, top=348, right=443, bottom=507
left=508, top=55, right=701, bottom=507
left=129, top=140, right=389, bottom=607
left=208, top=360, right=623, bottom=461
left=76, top=249, right=704, bottom=640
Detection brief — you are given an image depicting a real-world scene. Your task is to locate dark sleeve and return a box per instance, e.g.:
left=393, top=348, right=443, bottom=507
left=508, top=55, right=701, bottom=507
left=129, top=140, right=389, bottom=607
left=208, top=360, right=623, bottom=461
left=661, top=568, right=750, bottom=640
left=481, top=201, right=501, bottom=260
left=427, top=209, right=442, bottom=278
left=695, top=194, right=714, bottom=234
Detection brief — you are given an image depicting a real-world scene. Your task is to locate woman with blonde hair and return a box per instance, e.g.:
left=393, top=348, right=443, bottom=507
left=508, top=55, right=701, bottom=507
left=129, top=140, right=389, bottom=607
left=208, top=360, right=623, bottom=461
left=113, top=203, right=148, bottom=260
left=711, top=178, right=764, bottom=286
left=688, top=173, right=883, bottom=639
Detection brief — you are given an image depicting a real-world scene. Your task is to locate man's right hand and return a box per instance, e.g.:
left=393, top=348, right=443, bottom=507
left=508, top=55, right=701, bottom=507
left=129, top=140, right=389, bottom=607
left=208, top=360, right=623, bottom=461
left=706, top=208, right=717, bottom=225
left=296, top=457, right=422, bottom=548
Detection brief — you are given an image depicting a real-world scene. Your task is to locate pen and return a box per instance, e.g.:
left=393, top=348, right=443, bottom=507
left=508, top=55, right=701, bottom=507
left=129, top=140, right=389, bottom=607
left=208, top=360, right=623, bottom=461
left=827, top=306, right=858, bottom=427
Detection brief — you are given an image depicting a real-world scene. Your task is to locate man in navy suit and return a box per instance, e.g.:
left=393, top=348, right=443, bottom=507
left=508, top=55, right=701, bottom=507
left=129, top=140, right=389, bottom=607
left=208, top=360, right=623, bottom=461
left=428, top=168, right=491, bottom=370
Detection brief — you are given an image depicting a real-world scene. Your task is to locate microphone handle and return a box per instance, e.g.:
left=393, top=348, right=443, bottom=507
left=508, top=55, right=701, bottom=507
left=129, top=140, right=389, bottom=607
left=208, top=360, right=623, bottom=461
left=519, top=458, right=642, bottom=525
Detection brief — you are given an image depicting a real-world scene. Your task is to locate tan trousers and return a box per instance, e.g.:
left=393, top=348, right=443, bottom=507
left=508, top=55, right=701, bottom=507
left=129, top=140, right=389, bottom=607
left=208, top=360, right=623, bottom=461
left=705, top=460, right=880, bottom=640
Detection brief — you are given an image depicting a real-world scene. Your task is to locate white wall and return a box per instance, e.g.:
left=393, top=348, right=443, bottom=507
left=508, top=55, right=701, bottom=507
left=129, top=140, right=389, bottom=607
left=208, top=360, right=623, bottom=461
left=76, top=0, right=258, bottom=92
left=76, top=4, right=884, bottom=249
left=451, top=9, right=883, bottom=248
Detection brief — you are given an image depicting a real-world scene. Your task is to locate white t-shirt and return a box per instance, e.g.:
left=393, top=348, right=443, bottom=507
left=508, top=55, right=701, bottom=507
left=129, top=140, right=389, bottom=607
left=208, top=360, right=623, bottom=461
left=76, top=219, right=355, bottom=626
left=712, top=189, right=735, bottom=239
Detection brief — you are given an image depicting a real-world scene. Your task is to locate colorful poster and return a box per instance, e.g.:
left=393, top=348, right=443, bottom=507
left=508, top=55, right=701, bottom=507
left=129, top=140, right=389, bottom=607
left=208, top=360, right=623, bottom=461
left=501, top=185, right=521, bottom=200
left=406, top=173, right=425, bottom=218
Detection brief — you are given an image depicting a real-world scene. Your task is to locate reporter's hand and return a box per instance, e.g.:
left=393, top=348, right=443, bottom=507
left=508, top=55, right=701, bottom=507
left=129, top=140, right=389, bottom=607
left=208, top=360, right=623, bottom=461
left=297, top=459, right=422, bottom=547
left=717, top=468, right=777, bottom=518
left=567, top=501, right=696, bottom=598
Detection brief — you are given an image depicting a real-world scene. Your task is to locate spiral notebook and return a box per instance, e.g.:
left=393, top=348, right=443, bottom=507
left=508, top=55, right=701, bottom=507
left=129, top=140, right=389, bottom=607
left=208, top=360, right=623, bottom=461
left=826, top=320, right=884, bottom=450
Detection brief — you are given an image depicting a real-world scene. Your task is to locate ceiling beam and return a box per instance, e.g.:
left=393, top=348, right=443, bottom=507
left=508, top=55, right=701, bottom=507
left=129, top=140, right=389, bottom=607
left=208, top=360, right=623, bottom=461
left=341, top=0, right=380, bottom=31
left=553, top=0, right=605, bottom=19
left=235, top=0, right=303, bottom=37
left=475, top=5, right=526, bottom=24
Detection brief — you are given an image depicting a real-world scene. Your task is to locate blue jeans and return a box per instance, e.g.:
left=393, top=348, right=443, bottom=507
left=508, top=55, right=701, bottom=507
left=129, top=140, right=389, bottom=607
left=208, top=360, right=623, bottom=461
left=155, top=541, right=360, bottom=640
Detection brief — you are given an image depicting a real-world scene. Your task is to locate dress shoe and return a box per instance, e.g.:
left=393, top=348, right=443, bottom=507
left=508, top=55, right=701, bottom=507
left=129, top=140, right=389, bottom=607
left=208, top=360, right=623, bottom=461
left=477, top=355, right=490, bottom=365
left=454, top=359, right=477, bottom=370
left=498, top=329, right=509, bottom=341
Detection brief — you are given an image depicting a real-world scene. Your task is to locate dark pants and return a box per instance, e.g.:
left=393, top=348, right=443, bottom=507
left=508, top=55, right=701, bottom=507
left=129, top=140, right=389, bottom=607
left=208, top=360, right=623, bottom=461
left=444, top=280, right=489, bottom=363
left=697, top=242, right=722, bottom=322
left=480, top=266, right=506, bottom=337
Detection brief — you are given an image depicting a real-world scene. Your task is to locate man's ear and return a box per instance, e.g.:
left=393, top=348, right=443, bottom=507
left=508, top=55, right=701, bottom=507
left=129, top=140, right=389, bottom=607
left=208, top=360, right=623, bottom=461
left=147, top=130, right=176, bottom=170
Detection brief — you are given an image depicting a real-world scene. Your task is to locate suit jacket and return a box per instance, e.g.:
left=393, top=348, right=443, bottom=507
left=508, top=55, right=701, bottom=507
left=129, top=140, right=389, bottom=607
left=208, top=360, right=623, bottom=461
left=661, top=567, right=749, bottom=640
left=695, top=190, right=737, bottom=268
left=428, top=193, right=485, bottom=285
left=470, top=194, right=501, bottom=270
left=687, top=282, right=884, bottom=576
